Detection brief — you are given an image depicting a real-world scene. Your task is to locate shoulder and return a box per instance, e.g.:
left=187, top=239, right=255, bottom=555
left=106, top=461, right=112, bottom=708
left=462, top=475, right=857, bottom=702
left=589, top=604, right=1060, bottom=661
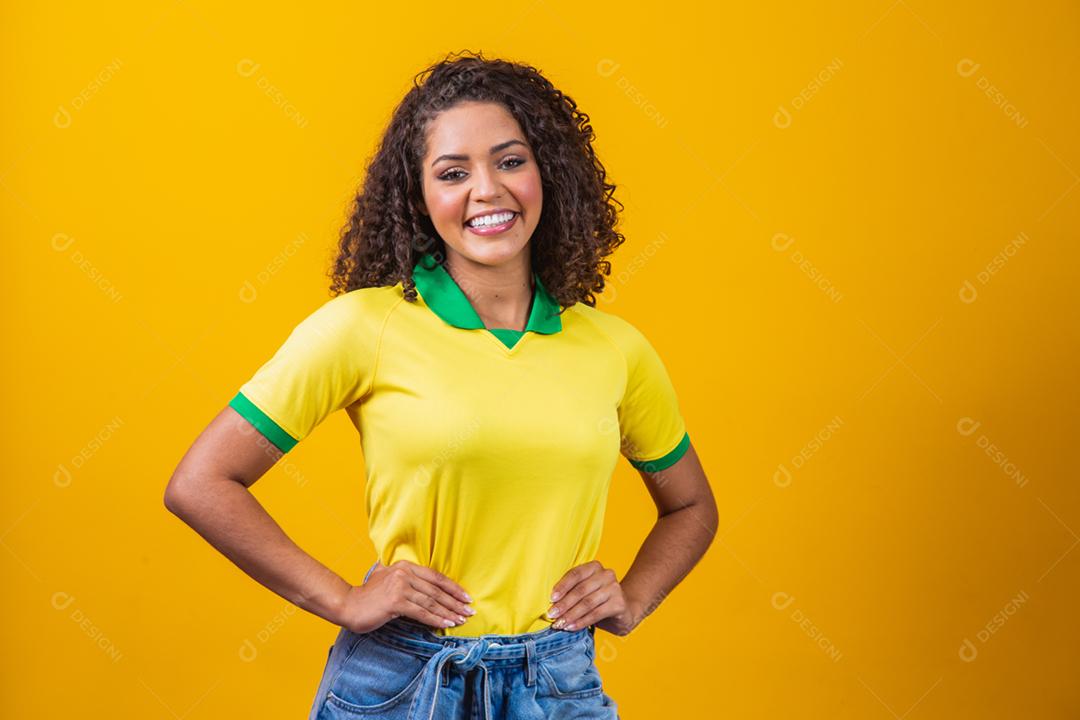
left=322, top=283, right=404, bottom=316
left=281, top=284, right=405, bottom=353
left=568, top=303, right=675, bottom=384
left=567, top=302, right=652, bottom=355
left=300, top=284, right=404, bottom=330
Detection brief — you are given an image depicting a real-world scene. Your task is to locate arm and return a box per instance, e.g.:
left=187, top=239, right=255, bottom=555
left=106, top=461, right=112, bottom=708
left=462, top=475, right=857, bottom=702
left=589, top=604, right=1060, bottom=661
left=163, top=406, right=353, bottom=626
left=605, top=440, right=718, bottom=634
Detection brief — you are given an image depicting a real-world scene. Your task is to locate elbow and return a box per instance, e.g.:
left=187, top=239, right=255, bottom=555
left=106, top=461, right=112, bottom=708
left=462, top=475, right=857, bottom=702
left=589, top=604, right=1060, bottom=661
left=163, top=478, right=185, bottom=517
left=699, top=485, right=719, bottom=532
left=163, top=470, right=197, bottom=518
left=702, top=496, right=719, bottom=539
left=164, top=469, right=246, bottom=518
left=687, top=492, right=719, bottom=540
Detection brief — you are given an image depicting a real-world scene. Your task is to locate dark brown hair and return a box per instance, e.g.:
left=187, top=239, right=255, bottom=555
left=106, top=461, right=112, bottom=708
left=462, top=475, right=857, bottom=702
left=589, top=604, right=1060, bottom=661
left=327, top=50, right=625, bottom=309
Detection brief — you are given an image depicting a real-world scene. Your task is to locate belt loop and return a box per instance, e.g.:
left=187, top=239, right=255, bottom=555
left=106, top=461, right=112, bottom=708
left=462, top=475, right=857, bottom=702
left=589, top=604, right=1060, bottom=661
left=440, top=639, right=453, bottom=687
left=524, top=638, right=536, bottom=687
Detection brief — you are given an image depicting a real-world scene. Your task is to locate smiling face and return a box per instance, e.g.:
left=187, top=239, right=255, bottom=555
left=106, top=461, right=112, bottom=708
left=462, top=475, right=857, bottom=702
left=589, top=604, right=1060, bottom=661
left=419, top=101, right=543, bottom=268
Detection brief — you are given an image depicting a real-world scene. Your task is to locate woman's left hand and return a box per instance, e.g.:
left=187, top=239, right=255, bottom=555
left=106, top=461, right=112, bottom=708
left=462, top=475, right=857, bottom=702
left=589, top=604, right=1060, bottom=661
left=548, top=560, right=639, bottom=636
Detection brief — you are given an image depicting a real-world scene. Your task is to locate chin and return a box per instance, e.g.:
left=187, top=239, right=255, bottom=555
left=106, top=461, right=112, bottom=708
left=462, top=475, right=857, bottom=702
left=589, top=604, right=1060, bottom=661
left=452, top=234, right=531, bottom=267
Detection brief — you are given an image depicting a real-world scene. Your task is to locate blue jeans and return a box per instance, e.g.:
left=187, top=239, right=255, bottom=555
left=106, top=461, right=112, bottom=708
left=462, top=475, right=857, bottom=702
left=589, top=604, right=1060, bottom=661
left=308, top=561, right=620, bottom=719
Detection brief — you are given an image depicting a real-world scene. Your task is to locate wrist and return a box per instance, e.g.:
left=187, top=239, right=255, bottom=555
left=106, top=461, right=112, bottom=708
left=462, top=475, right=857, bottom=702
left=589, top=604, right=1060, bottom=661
left=320, top=580, right=355, bottom=628
left=623, top=582, right=666, bottom=629
left=624, top=594, right=647, bottom=630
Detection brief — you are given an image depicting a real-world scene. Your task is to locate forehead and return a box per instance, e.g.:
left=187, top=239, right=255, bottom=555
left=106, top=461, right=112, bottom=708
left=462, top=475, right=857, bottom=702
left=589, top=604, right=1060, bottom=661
left=423, top=101, right=526, bottom=157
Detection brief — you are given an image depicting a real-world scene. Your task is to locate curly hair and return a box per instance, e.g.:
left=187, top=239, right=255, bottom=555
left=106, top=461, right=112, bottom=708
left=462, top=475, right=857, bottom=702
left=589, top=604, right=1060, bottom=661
left=327, top=50, right=626, bottom=310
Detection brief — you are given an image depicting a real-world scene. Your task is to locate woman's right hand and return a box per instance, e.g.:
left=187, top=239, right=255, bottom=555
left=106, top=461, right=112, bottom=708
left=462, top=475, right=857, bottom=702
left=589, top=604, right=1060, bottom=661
left=338, top=560, right=476, bottom=634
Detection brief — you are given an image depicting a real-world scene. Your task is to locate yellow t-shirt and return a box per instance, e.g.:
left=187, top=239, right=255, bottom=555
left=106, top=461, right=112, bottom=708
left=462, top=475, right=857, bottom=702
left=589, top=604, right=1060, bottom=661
left=229, top=252, right=690, bottom=636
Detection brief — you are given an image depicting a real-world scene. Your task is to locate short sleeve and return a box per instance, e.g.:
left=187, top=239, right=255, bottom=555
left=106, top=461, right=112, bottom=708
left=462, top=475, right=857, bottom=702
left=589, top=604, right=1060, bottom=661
left=227, top=293, right=376, bottom=453
left=617, top=324, right=691, bottom=472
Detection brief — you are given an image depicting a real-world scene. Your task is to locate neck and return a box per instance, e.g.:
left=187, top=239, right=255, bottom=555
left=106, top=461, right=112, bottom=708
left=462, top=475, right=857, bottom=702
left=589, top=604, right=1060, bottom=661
left=443, top=247, right=534, bottom=332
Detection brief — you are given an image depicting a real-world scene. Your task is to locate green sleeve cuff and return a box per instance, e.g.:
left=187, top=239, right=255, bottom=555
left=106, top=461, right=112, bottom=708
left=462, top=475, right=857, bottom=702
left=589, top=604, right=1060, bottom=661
left=628, top=431, right=690, bottom=472
left=228, top=391, right=298, bottom=453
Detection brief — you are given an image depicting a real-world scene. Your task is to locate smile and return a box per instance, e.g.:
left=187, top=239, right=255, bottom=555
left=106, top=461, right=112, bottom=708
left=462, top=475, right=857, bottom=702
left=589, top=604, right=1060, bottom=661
left=464, top=211, right=518, bottom=235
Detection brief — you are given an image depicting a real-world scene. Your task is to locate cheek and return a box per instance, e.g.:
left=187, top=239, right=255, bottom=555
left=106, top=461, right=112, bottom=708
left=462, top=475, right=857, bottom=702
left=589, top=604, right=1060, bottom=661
left=512, top=168, right=543, bottom=214
left=426, top=187, right=467, bottom=227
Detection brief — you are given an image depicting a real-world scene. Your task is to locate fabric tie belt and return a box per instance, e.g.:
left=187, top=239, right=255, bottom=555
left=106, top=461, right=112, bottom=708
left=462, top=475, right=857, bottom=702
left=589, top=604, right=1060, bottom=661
left=372, top=614, right=596, bottom=720
left=408, top=633, right=505, bottom=720
left=360, top=561, right=591, bottom=720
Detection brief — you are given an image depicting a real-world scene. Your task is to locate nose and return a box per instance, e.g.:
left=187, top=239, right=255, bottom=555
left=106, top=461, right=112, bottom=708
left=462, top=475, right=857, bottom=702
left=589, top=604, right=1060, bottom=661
left=470, top=165, right=504, bottom=201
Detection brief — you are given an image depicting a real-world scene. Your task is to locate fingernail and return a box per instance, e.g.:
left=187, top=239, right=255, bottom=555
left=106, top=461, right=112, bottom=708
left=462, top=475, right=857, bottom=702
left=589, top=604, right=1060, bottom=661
left=457, top=615, right=466, bottom=624
left=551, top=591, right=561, bottom=602
left=465, top=605, right=476, bottom=615
left=547, top=606, right=560, bottom=618
left=443, top=618, right=455, bottom=627
left=553, top=619, right=564, bottom=629
left=464, top=593, right=473, bottom=602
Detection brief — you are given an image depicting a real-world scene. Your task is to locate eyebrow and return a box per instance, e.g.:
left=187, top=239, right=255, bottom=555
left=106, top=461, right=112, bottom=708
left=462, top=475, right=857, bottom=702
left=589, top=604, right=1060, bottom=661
left=430, top=139, right=528, bottom=168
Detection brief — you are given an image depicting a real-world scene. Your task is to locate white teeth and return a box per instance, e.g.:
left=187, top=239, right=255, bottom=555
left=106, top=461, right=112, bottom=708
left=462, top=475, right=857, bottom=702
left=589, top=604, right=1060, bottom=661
left=467, top=211, right=515, bottom=227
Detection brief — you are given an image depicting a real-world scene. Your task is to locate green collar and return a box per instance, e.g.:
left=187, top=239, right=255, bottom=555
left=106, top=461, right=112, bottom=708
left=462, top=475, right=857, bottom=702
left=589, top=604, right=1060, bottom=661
left=411, top=252, right=562, bottom=345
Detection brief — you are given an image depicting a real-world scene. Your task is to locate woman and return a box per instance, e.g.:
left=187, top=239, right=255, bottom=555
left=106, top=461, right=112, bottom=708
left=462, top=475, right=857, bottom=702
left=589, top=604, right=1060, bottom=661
left=165, top=50, right=717, bottom=719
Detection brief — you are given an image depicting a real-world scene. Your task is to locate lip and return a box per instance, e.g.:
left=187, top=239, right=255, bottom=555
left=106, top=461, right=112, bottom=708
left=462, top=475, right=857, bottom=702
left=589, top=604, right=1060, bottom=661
left=464, top=211, right=518, bottom=236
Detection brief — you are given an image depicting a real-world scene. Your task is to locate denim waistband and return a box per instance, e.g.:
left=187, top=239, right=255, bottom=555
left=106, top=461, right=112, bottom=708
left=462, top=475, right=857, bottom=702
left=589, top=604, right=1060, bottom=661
left=358, top=560, right=594, bottom=720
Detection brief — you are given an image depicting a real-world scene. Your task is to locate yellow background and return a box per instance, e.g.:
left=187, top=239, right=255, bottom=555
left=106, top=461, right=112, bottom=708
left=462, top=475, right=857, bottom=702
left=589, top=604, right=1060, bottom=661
left=4, top=1, right=1078, bottom=717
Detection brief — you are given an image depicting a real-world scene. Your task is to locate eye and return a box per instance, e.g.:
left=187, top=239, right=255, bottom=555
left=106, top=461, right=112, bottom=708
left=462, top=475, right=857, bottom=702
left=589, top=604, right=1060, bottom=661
left=436, top=156, right=527, bottom=182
